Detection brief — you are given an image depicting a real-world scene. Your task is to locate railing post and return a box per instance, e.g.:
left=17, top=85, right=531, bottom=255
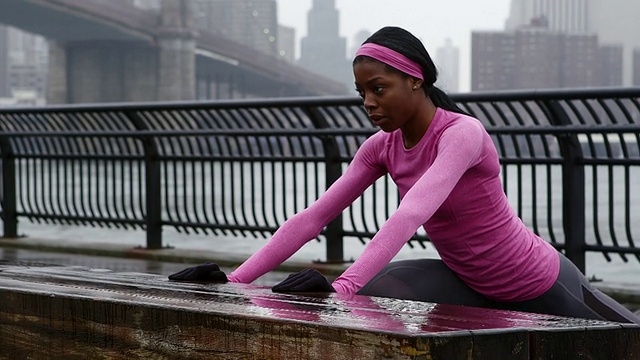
left=546, top=100, right=586, bottom=273
left=144, top=144, right=163, bottom=249
left=126, top=111, right=163, bottom=249
left=0, top=138, right=18, bottom=238
left=306, top=106, right=344, bottom=263
left=323, top=144, right=344, bottom=263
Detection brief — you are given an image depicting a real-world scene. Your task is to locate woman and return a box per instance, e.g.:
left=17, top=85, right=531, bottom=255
left=170, top=27, right=640, bottom=324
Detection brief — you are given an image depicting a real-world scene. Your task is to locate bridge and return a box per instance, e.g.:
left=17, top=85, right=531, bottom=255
left=0, top=0, right=348, bottom=103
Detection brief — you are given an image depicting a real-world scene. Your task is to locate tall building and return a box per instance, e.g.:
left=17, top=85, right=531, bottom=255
left=298, top=0, right=350, bottom=92
left=505, top=0, right=588, bottom=33
left=472, top=20, right=620, bottom=91
left=471, top=32, right=516, bottom=91
left=506, top=0, right=640, bottom=86
left=194, top=0, right=279, bottom=57
left=0, top=26, right=9, bottom=98
left=597, top=45, right=624, bottom=87
left=561, top=34, right=598, bottom=88
left=634, top=49, right=640, bottom=86
left=435, top=39, right=460, bottom=93
left=513, top=26, right=564, bottom=89
left=349, top=29, right=371, bottom=59
left=277, top=25, right=295, bottom=63
left=588, top=1, right=640, bottom=86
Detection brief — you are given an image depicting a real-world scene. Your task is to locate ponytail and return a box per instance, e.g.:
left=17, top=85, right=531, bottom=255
left=427, top=86, right=468, bottom=116
left=361, top=27, right=469, bottom=116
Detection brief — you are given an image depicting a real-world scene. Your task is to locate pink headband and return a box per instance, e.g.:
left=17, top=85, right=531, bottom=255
left=355, top=43, right=424, bottom=80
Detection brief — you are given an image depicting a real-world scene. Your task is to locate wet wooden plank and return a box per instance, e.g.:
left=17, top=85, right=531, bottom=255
left=0, top=264, right=638, bottom=359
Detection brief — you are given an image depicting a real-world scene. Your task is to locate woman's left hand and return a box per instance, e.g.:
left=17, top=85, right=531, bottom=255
left=272, top=268, right=336, bottom=293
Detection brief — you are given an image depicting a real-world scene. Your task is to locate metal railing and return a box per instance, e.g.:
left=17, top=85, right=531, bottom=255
left=1, top=88, right=639, bottom=272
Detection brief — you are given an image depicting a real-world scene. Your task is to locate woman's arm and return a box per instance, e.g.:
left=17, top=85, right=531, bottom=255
left=228, top=137, right=387, bottom=284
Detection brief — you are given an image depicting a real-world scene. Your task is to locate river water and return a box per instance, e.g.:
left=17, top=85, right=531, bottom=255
left=11, top=214, right=640, bottom=286
left=3, top=161, right=639, bottom=284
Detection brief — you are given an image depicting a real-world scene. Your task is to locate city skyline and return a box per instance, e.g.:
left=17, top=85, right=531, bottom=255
left=278, top=0, right=640, bottom=91
left=471, top=27, right=623, bottom=91
left=2, top=0, right=639, bottom=105
left=277, top=0, right=512, bottom=92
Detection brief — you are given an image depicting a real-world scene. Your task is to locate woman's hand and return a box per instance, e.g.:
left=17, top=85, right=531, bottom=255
left=272, top=268, right=336, bottom=293
left=168, top=262, right=228, bottom=282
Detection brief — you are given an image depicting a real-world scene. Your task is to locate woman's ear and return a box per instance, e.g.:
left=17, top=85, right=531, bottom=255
left=411, top=79, right=424, bottom=90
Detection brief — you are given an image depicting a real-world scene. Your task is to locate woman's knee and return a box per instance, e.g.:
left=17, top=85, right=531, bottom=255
left=358, top=259, right=493, bottom=306
left=357, top=273, right=417, bottom=299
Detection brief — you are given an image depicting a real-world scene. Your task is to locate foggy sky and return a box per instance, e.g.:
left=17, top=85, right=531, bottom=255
left=277, top=0, right=512, bottom=92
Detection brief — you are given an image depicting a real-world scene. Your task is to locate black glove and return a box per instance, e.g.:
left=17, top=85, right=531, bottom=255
left=168, top=262, right=228, bottom=282
left=272, top=268, right=335, bottom=293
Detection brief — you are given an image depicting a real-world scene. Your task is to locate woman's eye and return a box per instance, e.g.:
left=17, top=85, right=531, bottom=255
left=373, top=86, right=384, bottom=94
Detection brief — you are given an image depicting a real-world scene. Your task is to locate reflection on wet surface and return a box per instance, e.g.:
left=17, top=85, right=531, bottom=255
left=0, top=247, right=288, bottom=285
left=0, top=262, right=626, bottom=335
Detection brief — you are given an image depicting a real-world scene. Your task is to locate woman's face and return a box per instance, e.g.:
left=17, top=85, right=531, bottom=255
left=353, top=59, right=422, bottom=133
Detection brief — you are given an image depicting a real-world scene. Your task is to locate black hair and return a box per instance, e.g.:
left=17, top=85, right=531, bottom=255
left=354, top=26, right=467, bottom=115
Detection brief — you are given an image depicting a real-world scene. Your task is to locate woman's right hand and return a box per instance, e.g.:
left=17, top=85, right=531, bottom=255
left=271, top=268, right=335, bottom=293
left=168, top=262, right=228, bottom=282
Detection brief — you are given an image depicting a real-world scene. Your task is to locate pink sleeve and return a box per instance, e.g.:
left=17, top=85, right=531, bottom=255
left=228, top=136, right=386, bottom=284
left=332, top=122, right=485, bottom=294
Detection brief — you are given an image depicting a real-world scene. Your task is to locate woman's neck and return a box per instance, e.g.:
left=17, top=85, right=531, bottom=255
left=401, top=97, right=437, bottom=149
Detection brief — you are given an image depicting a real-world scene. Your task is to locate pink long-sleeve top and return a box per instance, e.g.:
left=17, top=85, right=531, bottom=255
left=228, top=108, right=560, bottom=302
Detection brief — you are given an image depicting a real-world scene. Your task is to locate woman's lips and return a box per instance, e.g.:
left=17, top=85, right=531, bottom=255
left=369, top=114, right=385, bottom=126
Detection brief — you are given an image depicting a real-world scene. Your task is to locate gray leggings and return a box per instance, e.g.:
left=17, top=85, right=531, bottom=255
left=357, top=253, right=640, bottom=325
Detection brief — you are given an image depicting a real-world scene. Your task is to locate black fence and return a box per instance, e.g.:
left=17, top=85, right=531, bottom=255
left=1, top=88, right=639, bottom=273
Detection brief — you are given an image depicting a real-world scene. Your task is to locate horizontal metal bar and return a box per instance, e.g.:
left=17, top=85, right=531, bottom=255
left=1, top=124, right=639, bottom=138
left=18, top=213, right=146, bottom=226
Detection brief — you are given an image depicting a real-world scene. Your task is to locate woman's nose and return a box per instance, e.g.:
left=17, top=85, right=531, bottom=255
left=363, top=97, right=376, bottom=113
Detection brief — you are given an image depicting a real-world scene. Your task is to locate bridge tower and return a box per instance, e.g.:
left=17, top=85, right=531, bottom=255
left=157, top=0, right=196, bottom=101
left=47, top=0, right=196, bottom=104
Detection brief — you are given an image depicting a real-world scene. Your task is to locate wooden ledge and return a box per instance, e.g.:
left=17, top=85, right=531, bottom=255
left=0, top=264, right=638, bottom=359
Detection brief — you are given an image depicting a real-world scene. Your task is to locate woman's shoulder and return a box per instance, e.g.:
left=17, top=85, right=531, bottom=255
left=438, top=108, right=481, bottom=123
left=432, top=110, right=491, bottom=154
left=437, top=108, right=486, bottom=134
